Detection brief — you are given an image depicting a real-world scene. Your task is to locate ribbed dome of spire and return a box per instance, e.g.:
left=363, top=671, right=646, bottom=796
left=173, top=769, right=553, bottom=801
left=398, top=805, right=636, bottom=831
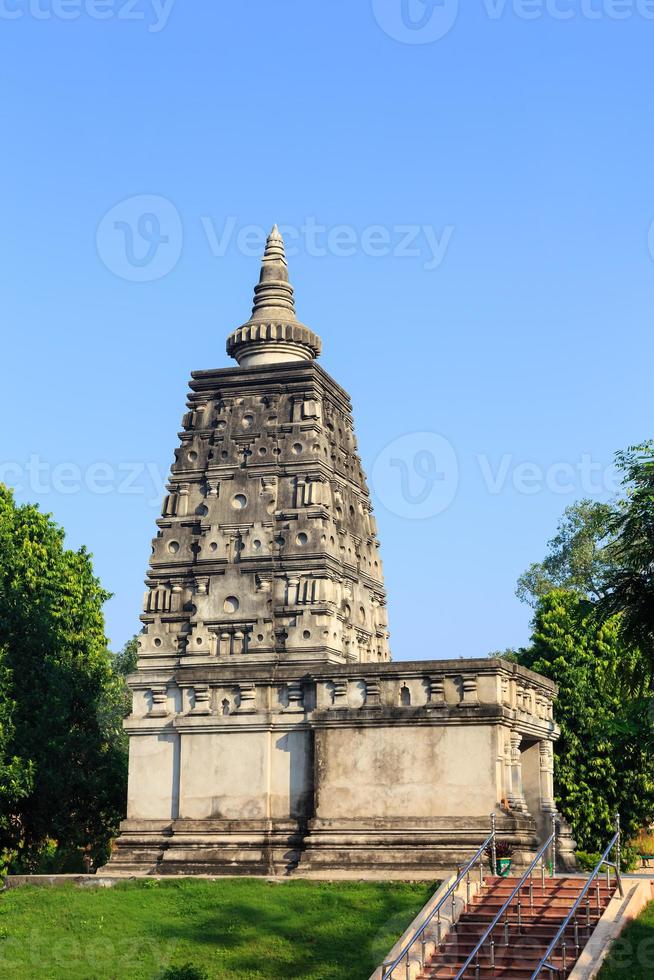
left=226, top=225, right=322, bottom=368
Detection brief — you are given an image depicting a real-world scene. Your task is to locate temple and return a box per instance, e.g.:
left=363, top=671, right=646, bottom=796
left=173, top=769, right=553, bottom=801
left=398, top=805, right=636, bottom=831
left=107, top=228, right=573, bottom=876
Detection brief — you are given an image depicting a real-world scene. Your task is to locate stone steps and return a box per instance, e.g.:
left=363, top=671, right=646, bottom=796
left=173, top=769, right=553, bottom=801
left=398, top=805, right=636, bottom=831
left=419, top=875, right=616, bottom=979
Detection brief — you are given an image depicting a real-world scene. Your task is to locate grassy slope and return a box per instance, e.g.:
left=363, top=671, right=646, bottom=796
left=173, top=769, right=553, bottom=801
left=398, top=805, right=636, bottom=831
left=597, top=899, right=654, bottom=980
left=0, top=878, right=435, bottom=980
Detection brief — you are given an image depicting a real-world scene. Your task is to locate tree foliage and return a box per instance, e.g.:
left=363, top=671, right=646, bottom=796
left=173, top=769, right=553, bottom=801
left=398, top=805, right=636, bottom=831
left=0, top=485, right=126, bottom=870
left=515, top=450, right=654, bottom=848
left=598, top=442, right=654, bottom=674
left=516, top=591, right=654, bottom=850
left=516, top=500, right=614, bottom=606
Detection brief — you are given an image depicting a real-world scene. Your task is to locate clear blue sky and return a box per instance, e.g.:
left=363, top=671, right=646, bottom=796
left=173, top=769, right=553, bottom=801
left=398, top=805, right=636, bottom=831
left=1, top=2, right=652, bottom=658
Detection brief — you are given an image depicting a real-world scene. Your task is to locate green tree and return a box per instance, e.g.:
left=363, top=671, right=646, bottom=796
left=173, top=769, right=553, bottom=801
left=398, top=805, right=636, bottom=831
left=516, top=500, right=614, bottom=607
left=0, top=648, right=33, bottom=867
left=516, top=590, right=654, bottom=849
left=0, top=485, right=126, bottom=870
left=103, top=636, right=139, bottom=760
left=598, top=442, right=654, bottom=674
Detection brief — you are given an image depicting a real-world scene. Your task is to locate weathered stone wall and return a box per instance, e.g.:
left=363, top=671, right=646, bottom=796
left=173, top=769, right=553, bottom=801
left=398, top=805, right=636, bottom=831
left=109, top=658, right=567, bottom=875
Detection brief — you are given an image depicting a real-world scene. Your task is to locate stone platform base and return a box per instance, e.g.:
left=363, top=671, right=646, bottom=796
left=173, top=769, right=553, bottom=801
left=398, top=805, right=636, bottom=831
left=104, top=811, right=574, bottom=878
left=106, top=818, right=305, bottom=877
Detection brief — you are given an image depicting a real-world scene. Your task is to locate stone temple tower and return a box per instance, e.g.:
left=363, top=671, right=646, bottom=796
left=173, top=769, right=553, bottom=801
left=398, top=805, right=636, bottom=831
left=109, top=228, right=568, bottom=877
left=140, top=225, right=390, bottom=671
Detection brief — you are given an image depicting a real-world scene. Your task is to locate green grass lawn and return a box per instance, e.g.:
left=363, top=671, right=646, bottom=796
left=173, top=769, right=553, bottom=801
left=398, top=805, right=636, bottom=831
left=0, top=878, right=435, bottom=980
left=597, top=899, right=654, bottom=979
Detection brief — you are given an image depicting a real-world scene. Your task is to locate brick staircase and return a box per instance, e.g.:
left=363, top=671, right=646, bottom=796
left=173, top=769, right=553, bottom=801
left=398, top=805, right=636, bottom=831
left=419, top=875, right=615, bottom=979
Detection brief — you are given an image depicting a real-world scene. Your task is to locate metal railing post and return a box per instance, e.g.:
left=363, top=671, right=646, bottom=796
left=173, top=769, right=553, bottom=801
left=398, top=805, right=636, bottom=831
left=529, top=827, right=623, bottom=980
left=551, top=814, right=557, bottom=876
left=491, top=811, right=497, bottom=876
left=380, top=828, right=499, bottom=980
left=615, top=812, right=621, bottom=876
left=452, top=829, right=556, bottom=980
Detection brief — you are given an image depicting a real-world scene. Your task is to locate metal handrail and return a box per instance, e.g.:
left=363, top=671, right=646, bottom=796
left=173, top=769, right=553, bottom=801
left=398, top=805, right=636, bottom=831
left=530, top=817, right=623, bottom=979
left=453, top=817, right=558, bottom=980
left=381, top=814, right=498, bottom=980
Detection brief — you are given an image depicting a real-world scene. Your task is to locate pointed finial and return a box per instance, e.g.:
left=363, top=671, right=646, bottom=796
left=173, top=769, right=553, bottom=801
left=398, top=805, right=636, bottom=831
left=251, top=226, right=294, bottom=316
left=226, top=223, right=322, bottom=368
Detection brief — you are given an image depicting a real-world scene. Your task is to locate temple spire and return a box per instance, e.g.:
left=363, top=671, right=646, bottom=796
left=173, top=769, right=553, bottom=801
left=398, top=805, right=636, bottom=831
left=226, top=224, right=322, bottom=368
left=250, top=225, right=296, bottom=319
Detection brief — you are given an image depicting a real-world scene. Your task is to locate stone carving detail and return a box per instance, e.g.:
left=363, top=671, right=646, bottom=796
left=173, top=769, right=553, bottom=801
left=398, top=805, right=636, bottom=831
left=136, top=225, right=389, bottom=669
left=149, top=686, right=168, bottom=717
left=539, top=741, right=557, bottom=813
left=460, top=676, right=478, bottom=705
left=191, top=685, right=211, bottom=714
left=427, top=676, right=446, bottom=707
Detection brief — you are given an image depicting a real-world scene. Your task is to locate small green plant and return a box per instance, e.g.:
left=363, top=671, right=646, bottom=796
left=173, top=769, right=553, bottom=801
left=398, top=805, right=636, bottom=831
left=576, top=847, right=638, bottom=873
left=620, top=844, right=639, bottom=872
left=160, top=965, right=209, bottom=980
left=576, top=850, right=602, bottom=872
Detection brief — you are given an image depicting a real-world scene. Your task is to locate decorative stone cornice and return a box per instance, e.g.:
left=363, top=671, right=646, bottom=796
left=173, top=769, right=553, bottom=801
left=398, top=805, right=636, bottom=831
left=226, top=225, right=322, bottom=367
